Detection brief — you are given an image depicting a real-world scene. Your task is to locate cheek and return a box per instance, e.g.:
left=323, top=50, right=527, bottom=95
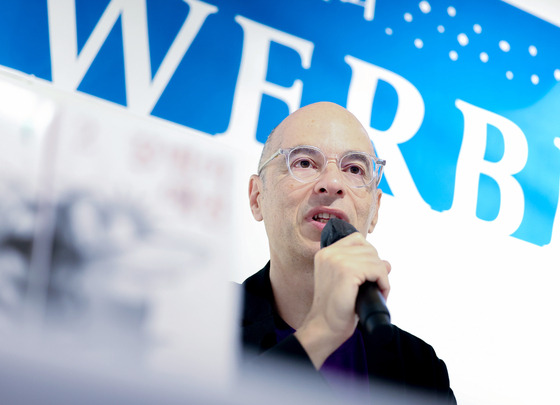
left=261, top=183, right=299, bottom=220
left=351, top=192, right=377, bottom=229
left=262, top=178, right=311, bottom=221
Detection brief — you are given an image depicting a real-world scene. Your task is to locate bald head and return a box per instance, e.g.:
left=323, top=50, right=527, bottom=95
left=258, top=102, right=374, bottom=175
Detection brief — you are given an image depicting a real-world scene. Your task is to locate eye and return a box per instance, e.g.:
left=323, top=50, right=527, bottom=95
left=341, top=153, right=372, bottom=179
left=343, top=163, right=367, bottom=176
left=292, top=157, right=317, bottom=169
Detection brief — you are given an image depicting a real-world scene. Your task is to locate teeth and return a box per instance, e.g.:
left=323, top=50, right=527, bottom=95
left=313, top=213, right=337, bottom=222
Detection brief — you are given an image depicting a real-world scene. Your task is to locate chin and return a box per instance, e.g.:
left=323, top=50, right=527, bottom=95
left=304, top=240, right=322, bottom=258
left=292, top=229, right=322, bottom=259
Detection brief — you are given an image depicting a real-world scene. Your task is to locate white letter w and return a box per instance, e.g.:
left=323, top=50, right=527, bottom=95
left=47, top=0, right=217, bottom=113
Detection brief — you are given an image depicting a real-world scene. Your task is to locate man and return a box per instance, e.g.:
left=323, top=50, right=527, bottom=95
left=241, top=102, right=455, bottom=403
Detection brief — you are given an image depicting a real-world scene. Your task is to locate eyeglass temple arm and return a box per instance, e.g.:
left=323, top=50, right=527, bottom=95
left=257, top=149, right=282, bottom=174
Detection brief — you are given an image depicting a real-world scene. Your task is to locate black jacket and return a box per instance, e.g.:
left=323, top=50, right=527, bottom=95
left=241, top=263, right=456, bottom=404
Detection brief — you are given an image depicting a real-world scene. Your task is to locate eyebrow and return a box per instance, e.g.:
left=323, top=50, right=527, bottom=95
left=344, top=152, right=371, bottom=162
left=284, top=145, right=373, bottom=155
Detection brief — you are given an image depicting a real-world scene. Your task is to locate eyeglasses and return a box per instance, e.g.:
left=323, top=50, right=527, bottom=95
left=258, top=145, right=386, bottom=188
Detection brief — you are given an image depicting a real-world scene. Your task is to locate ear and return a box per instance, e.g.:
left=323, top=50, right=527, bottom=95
left=368, top=188, right=383, bottom=233
left=248, top=174, right=264, bottom=222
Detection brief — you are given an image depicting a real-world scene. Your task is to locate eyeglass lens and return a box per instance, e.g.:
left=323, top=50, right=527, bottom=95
left=287, top=147, right=375, bottom=187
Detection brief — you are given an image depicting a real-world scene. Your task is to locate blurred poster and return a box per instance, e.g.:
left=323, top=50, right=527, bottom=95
left=0, top=80, right=56, bottom=331
left=0, top=76, right=238, bottom=384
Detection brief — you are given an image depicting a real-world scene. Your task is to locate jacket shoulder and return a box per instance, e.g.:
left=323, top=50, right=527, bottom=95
left=364, top=324, right=455, bottom=402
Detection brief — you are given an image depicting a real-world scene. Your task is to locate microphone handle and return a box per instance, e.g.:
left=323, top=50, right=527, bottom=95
left=356, top=281, right=391, bottom=335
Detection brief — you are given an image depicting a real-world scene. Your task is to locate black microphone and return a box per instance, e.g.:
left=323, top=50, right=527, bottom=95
left=320, top=217, right=391, bottom=335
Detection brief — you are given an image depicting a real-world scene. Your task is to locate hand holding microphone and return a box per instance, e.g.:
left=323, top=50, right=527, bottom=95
left=320, top=217, right=391, bottom=334
left=294, top=217, right=392, bottom=368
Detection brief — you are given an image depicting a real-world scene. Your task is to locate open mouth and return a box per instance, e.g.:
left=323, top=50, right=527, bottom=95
left=312, top=213, right=339, bottom=223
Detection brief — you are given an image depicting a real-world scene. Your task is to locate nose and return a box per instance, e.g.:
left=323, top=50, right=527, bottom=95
left=313, top=160, right=345, bottom=196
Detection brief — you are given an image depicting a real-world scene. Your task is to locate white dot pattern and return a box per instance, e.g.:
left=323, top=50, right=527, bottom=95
left=394, top=1, right=553, bottom=85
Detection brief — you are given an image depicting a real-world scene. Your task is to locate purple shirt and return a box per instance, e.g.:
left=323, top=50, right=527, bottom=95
left=275, top=324, right=370, bottom=396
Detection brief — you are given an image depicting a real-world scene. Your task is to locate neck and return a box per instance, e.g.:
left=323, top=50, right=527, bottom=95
left=269, top=253, right=315, bottom=330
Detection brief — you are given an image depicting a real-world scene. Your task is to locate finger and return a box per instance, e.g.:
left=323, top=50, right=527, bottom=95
left=384, top=260, right=391, bottom=275
left=331, top=231, right=368, bottom=247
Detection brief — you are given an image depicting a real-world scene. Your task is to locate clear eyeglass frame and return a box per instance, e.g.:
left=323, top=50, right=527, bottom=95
left=257, top=145, right=386, bottom=188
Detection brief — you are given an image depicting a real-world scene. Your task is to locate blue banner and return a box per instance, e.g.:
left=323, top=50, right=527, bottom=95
left=1, top=0, right=559, bottom=246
